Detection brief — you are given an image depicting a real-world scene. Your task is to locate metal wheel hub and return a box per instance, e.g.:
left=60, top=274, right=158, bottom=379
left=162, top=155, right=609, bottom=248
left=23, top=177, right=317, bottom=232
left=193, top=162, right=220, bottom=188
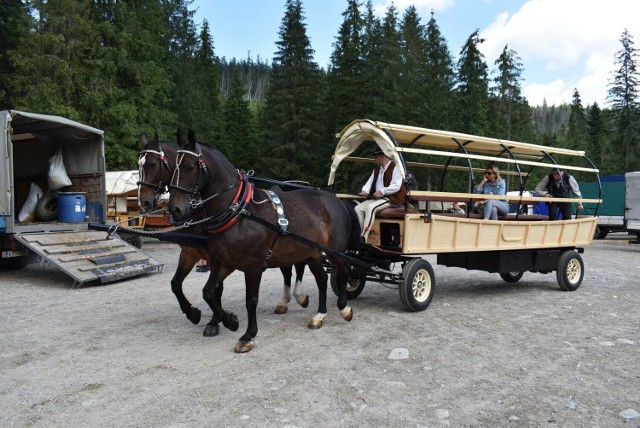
left=567, top=259, right=581, bottom=284
left=413, top=269, right=431, bottom=302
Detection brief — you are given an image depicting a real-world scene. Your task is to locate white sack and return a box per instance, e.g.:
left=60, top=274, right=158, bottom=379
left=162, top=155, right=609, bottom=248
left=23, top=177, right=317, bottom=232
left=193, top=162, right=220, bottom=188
left=48, top=148, right=72, bottom=190
left=18, top=183, right=44, bottom=222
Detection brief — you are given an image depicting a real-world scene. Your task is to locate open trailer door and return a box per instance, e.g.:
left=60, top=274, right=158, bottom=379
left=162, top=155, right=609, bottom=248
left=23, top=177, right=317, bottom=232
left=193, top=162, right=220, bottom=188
left=13, top=229, right=163, bottom=286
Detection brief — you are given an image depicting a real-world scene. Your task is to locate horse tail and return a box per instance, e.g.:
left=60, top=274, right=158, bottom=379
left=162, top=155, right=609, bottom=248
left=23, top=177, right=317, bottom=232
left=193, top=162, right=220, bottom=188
left=343, top=200, right=362, bottom=250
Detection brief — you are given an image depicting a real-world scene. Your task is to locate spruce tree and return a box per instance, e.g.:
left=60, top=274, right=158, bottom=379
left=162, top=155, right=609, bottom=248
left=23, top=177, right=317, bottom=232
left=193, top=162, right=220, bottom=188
left=423, top=11, right=456, bottom=130
left=585, top=102, right=610, bottom=173
left=607, top=29, right=640, bottom=172
left=372, top=4, right=403, bottom=121
left=455, top=30, right=490, bottom=135
left=360, top=0, right=382, bottom=118
left=326, top=0, right=365, bottom=133
left=0, top=0, right=32, bottom=109
left=567, top=88, right=588, bottom=151
left=192, top=19, right=222, bottom=145
left=398, top=6, right=427, bottom=125
left=490, top=45, right=531, bottom=142
left=222, top=67, right=255, bottom=170
left=260, top=0, right=325, bottom=183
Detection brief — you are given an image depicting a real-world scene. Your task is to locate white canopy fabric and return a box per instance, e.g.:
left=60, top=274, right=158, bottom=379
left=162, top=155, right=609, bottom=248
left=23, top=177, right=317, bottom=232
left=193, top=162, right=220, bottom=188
left=105, top=171, right=139, bottom=196
left=328, top=119, right=598, bottom=186
left=328, top=120, right=406, bottom=186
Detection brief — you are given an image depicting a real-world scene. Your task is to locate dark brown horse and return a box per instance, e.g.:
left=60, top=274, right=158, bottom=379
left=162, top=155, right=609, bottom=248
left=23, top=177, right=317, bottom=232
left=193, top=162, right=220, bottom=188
left=137, top=132, right=309, bottom=334
left=168, top=129, right=357, bottom=353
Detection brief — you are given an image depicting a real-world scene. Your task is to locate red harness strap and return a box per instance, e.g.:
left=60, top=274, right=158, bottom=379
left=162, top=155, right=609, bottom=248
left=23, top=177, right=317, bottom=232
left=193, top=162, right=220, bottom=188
left=208, top=173, right=253, bottom=234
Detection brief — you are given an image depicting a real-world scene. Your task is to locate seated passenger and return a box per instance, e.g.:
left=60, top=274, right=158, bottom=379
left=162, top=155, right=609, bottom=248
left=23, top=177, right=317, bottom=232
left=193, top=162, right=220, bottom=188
left=447, top=202, right=465, bottom=214
left=534, top=168, right=583, bottom=220
left=355, top=149, right=406, bottom=241
left=474, top=165, right=509, bottom=220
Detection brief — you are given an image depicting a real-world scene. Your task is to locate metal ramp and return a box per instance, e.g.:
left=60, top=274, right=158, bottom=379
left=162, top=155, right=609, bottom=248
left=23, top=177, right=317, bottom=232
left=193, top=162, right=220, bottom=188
left=14, top=230, right=163, bottom=285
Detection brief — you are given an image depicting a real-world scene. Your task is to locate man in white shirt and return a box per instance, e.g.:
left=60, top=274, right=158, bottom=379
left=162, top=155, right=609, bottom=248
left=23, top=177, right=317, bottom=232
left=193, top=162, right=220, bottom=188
left=355, top=149, right=406, bottom=241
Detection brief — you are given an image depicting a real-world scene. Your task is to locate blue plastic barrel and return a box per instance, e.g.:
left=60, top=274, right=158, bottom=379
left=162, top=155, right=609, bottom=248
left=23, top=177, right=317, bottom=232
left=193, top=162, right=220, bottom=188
left=57, top=192, right=87, bottom=222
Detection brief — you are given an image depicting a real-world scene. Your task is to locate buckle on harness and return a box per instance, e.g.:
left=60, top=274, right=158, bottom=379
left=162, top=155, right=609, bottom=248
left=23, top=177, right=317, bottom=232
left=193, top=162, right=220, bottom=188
left=278, top=218, right=289, bottom=228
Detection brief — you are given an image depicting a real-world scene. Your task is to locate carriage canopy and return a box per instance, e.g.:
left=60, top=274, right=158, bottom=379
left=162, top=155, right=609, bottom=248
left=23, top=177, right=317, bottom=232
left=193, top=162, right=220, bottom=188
left=328, top=119, right=599, bottom=186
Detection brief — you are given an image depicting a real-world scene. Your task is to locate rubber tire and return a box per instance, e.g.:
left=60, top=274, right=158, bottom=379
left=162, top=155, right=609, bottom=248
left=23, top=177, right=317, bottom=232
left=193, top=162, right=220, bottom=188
left=35, top=190, right=59, bottom=221
left=399, top=258, right=435, bottom=312
left=593, top=226, right=609, bottom=240
left=556, top=251, right=584, bottom=291
left=330, top=270, right=366, bottom=300
left=500, top=271, right=524, bottom=283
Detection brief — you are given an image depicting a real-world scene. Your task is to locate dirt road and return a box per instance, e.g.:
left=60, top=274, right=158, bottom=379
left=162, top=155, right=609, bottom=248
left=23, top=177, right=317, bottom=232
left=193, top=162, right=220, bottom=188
left=1, top=237, right=639, bottom=426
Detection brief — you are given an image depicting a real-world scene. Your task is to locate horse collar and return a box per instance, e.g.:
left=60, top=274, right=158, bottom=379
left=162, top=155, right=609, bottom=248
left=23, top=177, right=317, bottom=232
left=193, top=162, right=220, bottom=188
left=207, top=172, right=253, bottom=234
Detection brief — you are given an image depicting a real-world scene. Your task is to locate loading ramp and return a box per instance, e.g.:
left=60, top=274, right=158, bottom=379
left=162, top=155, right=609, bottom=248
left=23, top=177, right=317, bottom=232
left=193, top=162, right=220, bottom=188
left=14, top=230, right=163, bottom=286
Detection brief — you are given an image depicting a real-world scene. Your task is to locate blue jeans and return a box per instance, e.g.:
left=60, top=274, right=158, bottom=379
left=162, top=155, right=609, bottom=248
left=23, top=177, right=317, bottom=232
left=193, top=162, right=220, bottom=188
left=483, top=199, right=509, bottom=220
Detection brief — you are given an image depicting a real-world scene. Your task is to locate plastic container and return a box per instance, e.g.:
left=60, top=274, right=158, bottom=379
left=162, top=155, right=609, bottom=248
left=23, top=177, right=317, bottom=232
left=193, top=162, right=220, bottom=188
left=57, top=192, right=87, bottom=223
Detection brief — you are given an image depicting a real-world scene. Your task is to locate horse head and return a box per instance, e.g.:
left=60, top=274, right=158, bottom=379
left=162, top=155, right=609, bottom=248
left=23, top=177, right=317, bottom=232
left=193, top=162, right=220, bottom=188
left=137, top=131, right=172, bottom=213
left=168, top=128, right=210, bottom=222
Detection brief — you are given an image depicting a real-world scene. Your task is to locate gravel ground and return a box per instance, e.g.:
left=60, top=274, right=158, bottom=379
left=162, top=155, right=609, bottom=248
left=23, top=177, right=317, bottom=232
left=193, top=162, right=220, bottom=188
left=1, top=235, right=639, bottom=427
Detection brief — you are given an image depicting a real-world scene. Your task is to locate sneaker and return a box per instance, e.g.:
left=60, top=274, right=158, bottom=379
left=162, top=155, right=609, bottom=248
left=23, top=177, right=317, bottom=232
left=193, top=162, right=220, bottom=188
left=196, top=265, right=209, bottom=272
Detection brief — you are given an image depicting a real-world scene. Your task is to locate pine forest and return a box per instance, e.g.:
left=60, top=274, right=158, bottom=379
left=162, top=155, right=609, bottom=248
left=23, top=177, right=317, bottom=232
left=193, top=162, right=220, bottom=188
left=1, top=0, right=639, bottom=188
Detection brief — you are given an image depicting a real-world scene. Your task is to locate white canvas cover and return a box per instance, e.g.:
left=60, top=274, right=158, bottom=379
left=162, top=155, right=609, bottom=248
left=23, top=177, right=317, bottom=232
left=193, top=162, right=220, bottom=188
left=328, top=120, right=406, bottom=186
left=105, top=171, right=139, bottom=196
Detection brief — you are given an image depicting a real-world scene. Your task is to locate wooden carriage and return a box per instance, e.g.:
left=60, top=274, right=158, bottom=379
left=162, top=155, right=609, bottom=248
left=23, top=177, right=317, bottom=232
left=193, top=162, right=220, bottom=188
left=327, top=120, right=601, bottom=311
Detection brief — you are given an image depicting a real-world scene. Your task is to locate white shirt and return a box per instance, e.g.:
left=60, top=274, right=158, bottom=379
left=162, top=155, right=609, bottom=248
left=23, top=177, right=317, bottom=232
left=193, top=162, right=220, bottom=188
left=361, top=160, right=403, bottom=196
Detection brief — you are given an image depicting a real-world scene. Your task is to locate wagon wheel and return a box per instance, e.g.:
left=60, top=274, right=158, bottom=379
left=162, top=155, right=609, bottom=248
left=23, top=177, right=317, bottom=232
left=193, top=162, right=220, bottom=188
left=399, top=258, right=435, bottom=312
left=499, top=271, right=524, bottom=283
left=330, top=270, right=366, bottom=300
left=556, top=251, right=584, bottom=291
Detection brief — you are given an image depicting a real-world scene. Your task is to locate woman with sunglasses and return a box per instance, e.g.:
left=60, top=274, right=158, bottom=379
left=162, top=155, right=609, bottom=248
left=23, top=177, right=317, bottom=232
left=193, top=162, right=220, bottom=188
left=474, top=165, right=509, bottom=220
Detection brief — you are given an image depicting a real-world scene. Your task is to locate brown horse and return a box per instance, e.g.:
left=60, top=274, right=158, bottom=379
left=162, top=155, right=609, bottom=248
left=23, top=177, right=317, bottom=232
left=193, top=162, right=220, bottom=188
left=168, top=129, right=358, bottom=352
left=137, top=132, right=309, bottom=335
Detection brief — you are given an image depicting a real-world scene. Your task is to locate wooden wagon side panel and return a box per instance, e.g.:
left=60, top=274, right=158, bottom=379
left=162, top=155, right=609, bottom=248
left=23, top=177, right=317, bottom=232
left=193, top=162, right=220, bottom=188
left=392, top=215, right=597, bottom=254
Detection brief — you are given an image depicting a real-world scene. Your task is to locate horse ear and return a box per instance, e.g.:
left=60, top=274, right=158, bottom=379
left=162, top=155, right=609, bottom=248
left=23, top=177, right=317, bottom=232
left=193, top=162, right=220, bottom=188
left=177, top=128, right=186, bottom=147
left=187, top=128, right=196, bottom=145
left=139, top=133, right=148, bottom=148
left=152, top=130, right=159, bottom=144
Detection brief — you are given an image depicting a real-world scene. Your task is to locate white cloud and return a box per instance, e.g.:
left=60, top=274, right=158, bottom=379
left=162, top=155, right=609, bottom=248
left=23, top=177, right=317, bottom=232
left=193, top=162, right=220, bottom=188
left=480, top=0, right=640, bottom=106
left=373, top=0, right=455, bottom=16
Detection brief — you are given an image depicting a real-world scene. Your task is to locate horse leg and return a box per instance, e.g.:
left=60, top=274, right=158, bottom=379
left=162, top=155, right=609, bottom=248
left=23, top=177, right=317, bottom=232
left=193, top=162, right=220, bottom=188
left=202, top=266, right=237, bottom=337
left=234, top=269, right=263, bottom=353
left=333, top=261, right=353, bottom=322
left=292, top=262, right=310, bottom=308
left=171, top=248, right=202, bottom=324
left=274, top=266, right=292, bottom=314
left=307, top=258, right=329, bottom=329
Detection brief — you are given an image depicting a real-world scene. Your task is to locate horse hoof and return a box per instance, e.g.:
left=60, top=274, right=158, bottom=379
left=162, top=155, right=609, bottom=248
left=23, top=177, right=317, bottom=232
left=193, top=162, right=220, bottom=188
left=308, top=319, right=324, bottom=329
left=300, top=295, right=309, bottom=308
left=203, top=323, right=219, bottom=337
left=187, top=308, right=202, bottom=325
left=342, top=307, right=353, bottom=322
left=274, top=304, right=288, bottom=314
left=234, top=340, right=254, bottom=353
left=223, top=314, right=240, bottom=332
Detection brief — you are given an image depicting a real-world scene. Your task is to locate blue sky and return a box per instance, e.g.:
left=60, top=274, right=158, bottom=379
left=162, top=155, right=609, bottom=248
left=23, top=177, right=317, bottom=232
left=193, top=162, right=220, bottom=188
left=192, top=0, right=640, bottom=107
